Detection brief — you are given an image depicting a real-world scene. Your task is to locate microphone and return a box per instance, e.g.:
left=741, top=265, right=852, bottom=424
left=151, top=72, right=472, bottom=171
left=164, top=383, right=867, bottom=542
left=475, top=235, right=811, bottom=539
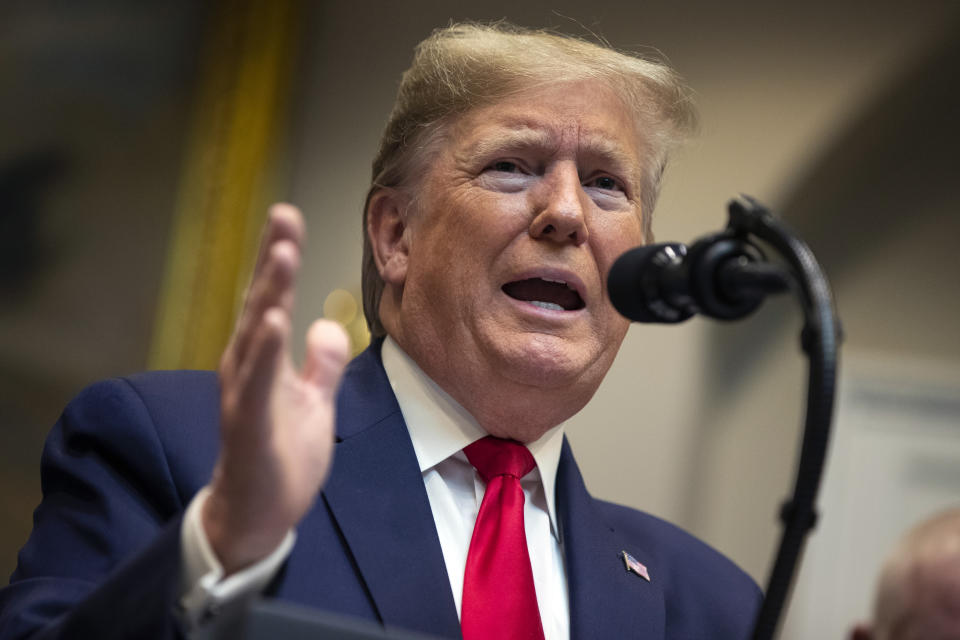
left=607, top=234, right=792, bottom=323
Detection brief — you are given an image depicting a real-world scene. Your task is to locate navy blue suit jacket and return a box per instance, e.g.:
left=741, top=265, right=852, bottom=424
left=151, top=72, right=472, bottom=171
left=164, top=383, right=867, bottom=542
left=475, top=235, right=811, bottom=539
left=1, top=342, right=760, bottom=639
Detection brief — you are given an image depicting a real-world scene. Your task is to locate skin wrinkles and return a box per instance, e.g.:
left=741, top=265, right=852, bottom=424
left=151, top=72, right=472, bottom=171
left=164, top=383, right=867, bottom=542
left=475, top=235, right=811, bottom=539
left=455, top=121, right=644, bottom=206
left=375, top=80, right=648, bottom=443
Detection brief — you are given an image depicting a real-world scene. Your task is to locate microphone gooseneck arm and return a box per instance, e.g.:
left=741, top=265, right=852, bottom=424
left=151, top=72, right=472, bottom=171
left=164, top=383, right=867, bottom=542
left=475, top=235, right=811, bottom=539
left=729, top=196, right=840, bottom=640
left=608, top=196, right=840, bottom=640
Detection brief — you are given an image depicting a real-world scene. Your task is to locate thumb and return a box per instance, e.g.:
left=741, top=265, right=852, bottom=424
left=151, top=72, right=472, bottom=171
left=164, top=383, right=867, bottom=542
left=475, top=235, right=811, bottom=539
left=302, top=319, right=351, bottom=393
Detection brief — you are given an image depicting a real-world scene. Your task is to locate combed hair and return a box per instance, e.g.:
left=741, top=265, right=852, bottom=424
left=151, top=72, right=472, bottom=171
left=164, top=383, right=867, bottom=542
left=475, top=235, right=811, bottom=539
left=361, top=21, right=697, bottom=337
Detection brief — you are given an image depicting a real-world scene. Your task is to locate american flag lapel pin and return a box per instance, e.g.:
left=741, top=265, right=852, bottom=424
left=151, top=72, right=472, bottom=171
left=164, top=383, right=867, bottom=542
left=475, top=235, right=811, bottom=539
left=621, top=550, right=651, bottom=582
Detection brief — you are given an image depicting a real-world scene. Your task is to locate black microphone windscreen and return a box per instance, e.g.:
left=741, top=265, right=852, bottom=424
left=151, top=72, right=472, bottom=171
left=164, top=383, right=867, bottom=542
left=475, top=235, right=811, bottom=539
left=608, top=245, right=669, bottom=323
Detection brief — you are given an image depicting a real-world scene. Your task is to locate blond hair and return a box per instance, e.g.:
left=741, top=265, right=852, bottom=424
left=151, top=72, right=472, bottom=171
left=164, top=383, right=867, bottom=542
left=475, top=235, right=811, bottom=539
left=361, top=22, right=697, bottom=336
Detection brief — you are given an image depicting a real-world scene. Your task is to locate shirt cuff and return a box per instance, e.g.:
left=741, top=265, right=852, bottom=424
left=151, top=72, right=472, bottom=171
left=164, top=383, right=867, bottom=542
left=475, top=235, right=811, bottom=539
left=177, top=486, right=296, bottom=631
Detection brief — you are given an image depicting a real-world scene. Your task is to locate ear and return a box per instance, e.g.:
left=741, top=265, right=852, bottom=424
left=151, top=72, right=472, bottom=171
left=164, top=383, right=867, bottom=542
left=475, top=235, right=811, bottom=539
left=849, top=623, right=873, bottom=640
left=366, top=188, right=410, bottom=287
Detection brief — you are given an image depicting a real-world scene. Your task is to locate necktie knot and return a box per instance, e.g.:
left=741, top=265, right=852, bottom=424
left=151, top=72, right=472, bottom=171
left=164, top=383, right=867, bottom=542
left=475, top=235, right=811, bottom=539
left=464, top=436, right=536, bottom=482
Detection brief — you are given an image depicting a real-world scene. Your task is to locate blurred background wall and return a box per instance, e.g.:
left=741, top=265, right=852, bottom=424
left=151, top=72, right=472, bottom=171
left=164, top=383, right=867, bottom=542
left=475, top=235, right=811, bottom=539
left=0, top=0, right=205, bottom=576
left=2, top=1, right=958, bottom=637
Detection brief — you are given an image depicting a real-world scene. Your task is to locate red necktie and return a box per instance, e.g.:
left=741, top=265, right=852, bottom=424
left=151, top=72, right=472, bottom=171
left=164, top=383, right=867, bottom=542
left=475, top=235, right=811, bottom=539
left=461, top=436, right=546, bottom=640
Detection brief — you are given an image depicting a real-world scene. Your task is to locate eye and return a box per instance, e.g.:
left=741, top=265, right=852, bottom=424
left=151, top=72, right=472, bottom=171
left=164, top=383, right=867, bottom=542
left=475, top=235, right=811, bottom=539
left=585, top=175, right=623, bottom=192
left=487, top=160, right=523, bottom=174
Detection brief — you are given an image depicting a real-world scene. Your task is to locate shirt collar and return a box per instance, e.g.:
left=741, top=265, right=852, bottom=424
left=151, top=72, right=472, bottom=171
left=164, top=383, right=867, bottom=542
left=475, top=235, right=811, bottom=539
left=381, top=336, right=564, bottom=537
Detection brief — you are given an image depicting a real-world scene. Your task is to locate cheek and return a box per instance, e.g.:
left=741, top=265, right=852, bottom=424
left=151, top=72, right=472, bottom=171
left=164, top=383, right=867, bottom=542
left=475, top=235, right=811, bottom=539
left=610, top=311, right=631, bottom=335
left=454, top=193, right=532, bottom=253
left=593, top=215, right=644, bottom=270
left=598, top=306, right=631, bottom=355
left=595, top=243, right=640, bottom=287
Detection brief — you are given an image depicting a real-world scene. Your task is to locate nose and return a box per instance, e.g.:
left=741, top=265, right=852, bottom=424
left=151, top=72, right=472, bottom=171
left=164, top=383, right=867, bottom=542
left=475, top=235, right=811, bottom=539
left=529, top=163, right=589, bottom=246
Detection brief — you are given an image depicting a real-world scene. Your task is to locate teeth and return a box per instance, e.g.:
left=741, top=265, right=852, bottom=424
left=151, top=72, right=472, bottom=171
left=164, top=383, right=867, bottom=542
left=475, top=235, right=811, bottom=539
left=541, top=277, right=568, bottom=286
left=530, top=301, right=564, bottom=311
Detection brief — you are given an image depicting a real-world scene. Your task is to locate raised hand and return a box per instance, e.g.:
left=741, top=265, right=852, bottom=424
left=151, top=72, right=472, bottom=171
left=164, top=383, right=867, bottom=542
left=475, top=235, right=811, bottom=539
left=202, top=203, right=350, bottom=574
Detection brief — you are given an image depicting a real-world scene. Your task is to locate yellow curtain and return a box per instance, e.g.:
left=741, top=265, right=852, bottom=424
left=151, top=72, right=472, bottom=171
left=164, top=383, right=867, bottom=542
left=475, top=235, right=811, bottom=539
left=149, top=0, right=300, bottom=370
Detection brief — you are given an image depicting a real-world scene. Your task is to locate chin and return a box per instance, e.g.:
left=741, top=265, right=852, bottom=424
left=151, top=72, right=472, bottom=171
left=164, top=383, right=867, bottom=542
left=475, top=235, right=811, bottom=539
left=493, top=332, right=608, bottom=391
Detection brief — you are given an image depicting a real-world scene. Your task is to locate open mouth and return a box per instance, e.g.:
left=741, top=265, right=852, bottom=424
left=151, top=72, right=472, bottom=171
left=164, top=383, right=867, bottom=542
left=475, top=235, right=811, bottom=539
left=501, top=277, right=585, bottom=312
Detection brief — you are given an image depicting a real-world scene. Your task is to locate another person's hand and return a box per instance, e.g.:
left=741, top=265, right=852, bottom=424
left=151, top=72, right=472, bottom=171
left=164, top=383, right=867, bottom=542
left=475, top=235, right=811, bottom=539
left=202, top=203, right=350, bottom=574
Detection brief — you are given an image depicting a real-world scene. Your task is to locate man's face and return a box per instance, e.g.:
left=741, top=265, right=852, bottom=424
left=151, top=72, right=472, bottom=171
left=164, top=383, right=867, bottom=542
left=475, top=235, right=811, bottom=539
left=394, top=80, right=648, bottom=413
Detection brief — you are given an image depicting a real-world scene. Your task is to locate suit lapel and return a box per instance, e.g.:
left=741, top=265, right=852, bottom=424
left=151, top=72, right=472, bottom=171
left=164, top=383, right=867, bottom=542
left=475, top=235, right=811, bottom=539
left=558, top=438, right=665, bottom=639
left=320, top=344, right=462, bottom=638
left=277, top=344, right=662, bottom=639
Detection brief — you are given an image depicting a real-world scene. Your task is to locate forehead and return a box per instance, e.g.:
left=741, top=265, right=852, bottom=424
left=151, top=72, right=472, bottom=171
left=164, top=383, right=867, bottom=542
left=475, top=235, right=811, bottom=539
left=450, top=80, right=645, bottom=175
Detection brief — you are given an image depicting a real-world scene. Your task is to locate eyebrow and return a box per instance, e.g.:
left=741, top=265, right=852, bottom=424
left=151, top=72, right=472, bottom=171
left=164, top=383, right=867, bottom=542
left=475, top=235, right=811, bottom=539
left=461, top=125, right=554, bottom=159
left=461, top=122, right=643, bottom=191
left=578, top=135, right=643, bottom=188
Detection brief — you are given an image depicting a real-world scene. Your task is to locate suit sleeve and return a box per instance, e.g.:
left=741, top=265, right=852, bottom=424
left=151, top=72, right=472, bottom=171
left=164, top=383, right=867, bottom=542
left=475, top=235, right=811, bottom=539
left=0, top=378, right=191, bottom=640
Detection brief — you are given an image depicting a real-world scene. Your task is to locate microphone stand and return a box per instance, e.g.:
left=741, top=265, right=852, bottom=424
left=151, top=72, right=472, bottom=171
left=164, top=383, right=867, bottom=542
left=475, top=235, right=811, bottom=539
left=724, top=196, right=840, bottom=640
left=701, top=196, right=840, bottom=640
left=623, top=196, right=840, bottom=639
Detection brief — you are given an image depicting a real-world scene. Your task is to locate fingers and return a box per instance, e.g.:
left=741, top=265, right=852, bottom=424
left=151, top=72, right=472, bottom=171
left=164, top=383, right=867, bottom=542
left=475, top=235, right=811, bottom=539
left=234, top=306, right=290, bottom=421
left=302, top=319, right=350, bottom=395
left=226, top=204, right=305, bottom=362
left=251, top=204, right=305, bottom=282
left=228, top=238, right=300, bottom=368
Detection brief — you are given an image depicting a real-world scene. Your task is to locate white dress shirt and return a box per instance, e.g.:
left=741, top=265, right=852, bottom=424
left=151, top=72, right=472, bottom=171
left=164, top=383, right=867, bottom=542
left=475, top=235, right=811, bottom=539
left=179, top=336, right=570, bottom=639
left=381, top=337, right=569, bottom=640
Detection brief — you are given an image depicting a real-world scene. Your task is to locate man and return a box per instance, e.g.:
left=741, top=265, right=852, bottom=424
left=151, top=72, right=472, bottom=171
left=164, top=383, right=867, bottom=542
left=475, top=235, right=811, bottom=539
left=849, top=508, right=960, bottom=640
left=0, top=23, right=760, bottom=639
